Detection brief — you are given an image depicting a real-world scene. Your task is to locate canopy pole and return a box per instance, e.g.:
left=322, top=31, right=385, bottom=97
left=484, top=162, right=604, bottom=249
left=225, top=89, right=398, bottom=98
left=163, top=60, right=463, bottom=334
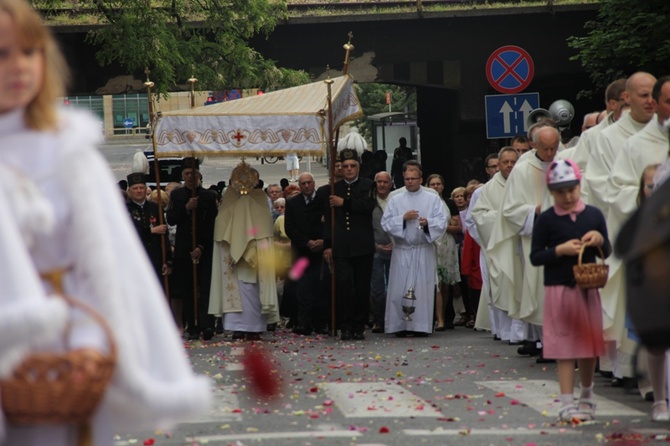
left=188, top=75, right=200, bottom=331
left=144, top=69, right=170, bottom=302
left=325, top=76, right=337, bottom=338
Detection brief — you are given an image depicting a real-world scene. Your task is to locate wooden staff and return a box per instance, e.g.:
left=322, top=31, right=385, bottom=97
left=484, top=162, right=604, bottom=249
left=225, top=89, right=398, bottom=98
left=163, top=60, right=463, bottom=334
left=144, top=69, right=170, bottom=301
left=188, top=75, right=200, bottom=329
left=191, top=164, right=199, bottom=329
left=325, top=76, right=336, bottom=337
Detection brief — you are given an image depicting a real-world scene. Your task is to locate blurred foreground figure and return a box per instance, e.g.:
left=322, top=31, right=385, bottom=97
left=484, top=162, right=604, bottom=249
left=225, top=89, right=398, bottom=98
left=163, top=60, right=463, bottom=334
left=0, top=0, right=211, bottom=443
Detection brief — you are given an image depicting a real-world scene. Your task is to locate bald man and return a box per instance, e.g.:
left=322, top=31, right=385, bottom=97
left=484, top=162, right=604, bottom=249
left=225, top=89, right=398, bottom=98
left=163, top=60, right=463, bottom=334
left=584, top=71, right=657, bottom=383
left=487, top=127, right=560, bottom=361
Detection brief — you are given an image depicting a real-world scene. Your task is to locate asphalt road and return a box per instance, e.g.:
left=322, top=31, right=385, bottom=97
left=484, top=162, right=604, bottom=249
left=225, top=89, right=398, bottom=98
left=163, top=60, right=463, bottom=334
left=101, top=141, right=669, bottom=446
left=109, top=326, right=670, bottom=446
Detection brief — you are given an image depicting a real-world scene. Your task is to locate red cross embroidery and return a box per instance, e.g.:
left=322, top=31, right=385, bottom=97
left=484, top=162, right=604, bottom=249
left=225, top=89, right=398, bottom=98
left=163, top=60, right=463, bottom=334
left=233, top=130, right=246, bottom=143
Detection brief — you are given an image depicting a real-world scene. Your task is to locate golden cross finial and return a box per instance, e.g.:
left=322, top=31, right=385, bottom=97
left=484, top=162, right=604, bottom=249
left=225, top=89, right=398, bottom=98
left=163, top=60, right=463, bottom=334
left=324, top=65, right=334, bottom=84
left=342, top=32, right=354, bottom=75
left=188, top=71, right=198, bottom=109
left=144, top=67, right=154, bottom=89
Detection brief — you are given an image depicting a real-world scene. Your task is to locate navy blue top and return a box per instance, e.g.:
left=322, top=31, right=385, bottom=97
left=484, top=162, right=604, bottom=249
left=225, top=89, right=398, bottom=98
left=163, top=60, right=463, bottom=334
left=530, top=205, right=611, bottom=287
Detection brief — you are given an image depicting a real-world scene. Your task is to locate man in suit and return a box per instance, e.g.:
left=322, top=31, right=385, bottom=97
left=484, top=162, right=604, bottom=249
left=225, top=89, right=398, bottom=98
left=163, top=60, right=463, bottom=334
left=285, top=172, right=328, bottom=335
left=166, top=157, right=218, bottom=341
left=126, top=172, right=172, bottom=283
left=323, top=149, right=376, bottom=341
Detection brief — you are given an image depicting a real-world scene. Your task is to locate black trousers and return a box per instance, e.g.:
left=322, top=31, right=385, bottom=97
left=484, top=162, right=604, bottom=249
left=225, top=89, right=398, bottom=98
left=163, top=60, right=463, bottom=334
left=333, top=253, right=374, bottom=332
left=173, top=256, right=214, bottom=333
left=296, top=257, right=329, bottom=330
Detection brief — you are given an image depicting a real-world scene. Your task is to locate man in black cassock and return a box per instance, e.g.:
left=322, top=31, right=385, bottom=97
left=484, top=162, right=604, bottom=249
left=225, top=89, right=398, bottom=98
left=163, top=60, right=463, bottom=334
left=126, top=172, right=172, bottom=282
left=167, top=157, right=218, bottom=341
left=322, top=149, right=376, bottom=341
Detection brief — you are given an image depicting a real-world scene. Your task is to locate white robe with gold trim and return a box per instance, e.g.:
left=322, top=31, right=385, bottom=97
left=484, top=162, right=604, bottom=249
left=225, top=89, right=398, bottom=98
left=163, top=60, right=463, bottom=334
left=487, top=155, right=554, bottom=325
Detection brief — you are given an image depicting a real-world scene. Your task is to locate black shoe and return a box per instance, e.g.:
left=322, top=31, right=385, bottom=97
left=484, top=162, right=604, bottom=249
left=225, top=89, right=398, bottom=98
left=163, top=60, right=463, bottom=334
left=611, top=377, right=638, bottom=389
left=352, top=331, right=365, bottom=340
left=517, top=343, right=541, bottom=356
left=508, top=340, right=522, bottom=345
left=232, top=331, right=245, bottom=341
left=371, top=324, right=384, bottom=334
left=394, top=330, right=409, bottom=338
left=187, top=331, right=200, bottom=341
left=267, top=323, right=277, bottom=332
left=292, top=326, right=312, bottom=336
left=493, top=335, right=501, bottom=341
left=411, top=331, right=429, bottom=337
left=645, top=391, right=654, bottom=402
left=245, top=332, right=262, bottom=341
left=434, top=325, right=446, bottom=332
left=202, top=328, right=214, bottom=341
left=599, top=370, right=614, bottom=379
left=340, top=330, right=353, bottom=341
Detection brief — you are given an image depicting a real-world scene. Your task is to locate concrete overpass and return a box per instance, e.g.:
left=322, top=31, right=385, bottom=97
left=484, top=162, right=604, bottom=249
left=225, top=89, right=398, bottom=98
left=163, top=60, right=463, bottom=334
left=55, top=4, right=601, bottom=188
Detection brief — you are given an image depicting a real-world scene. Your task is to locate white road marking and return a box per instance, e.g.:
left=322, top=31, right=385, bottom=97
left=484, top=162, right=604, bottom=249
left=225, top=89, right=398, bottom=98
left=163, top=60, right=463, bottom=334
left=190, top=385, right=243, bottom=423
left=321, top=382, right=442, bottom=418
left=404, top=428, right=580, bottom=436
left=477, top=379, right=646, bottom=417
left=188, top=430, right=362, bottom=442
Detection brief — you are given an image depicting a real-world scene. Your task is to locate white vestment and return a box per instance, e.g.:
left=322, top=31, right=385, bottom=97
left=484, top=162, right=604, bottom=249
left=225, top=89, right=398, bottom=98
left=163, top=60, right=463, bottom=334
left=471, top=172, right=517, bottom=338
left=464, top=187, right=491, bottom=331
left=487, top=155, right=554, bottom=325
left=0, top=109, right=211, bottom=445
left=599, top=117, right=668, bottom=342
left=382, top=187, right=448, bottom=334
left=566, top=114, right=612, bottom=203
left=584, top=112, right=647, bottom=217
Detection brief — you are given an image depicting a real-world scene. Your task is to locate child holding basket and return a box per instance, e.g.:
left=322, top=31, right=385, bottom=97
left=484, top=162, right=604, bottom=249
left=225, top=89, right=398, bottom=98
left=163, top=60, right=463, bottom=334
left=530, top=159, right=610, bottom=422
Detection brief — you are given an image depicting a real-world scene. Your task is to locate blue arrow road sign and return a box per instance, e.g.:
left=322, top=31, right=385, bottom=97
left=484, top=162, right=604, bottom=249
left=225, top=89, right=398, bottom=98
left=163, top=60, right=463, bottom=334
left=123, top=118, right=135, bottom=129
left=485, top=93, right=540, bottom=139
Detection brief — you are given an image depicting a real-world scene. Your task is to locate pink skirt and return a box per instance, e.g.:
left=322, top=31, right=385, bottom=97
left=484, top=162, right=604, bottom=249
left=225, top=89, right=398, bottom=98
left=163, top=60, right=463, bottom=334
left=543, top=285, right=605, bottom=359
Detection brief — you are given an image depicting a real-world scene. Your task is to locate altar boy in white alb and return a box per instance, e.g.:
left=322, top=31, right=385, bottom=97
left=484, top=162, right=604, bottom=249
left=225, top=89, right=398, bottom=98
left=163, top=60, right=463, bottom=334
left=382, top=161, right=448, bottom=336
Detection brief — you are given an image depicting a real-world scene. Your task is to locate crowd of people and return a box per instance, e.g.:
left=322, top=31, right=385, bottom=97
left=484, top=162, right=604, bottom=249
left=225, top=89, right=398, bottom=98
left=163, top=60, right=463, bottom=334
left=119, top=74, right=670, bottom=427
left=4, top=0, right=670, bottom=441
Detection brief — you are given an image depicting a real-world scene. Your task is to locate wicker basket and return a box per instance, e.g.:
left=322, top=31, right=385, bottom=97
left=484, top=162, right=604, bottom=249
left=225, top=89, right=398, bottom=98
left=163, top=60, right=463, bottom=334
left=573, top=244, right=609, bottom=289
left=0, top=271, right=116, bottom=425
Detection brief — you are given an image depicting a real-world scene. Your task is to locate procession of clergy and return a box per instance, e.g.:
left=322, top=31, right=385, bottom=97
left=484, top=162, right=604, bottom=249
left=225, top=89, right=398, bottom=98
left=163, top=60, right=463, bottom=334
left=125, top=71, right=669, bottom=418
left=472, top=72, right=670, bottom=419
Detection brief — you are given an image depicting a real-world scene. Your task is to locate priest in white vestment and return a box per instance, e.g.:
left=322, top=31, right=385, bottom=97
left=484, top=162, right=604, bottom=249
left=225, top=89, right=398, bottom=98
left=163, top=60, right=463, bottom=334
left=584, top=73, right=656, bottom=219
left=382, top=164, right=448, bottom=335
left=472, top=147, right=520, bottom=341
left=487, top=127, right=559, bottom=330
left=209, top=162, right=279, bottom=339
left=602, top=78, right=670, bottom=366
left=584, top=72, right=657, bottom=379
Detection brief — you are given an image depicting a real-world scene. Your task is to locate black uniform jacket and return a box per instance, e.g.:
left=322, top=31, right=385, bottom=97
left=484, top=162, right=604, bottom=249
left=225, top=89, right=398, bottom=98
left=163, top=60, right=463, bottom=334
left=166, top=185, right=218, bottom=261
left=285, top=192, right=326, bottom=260
left=127, top=199, right=172, bottom=273
left=322, top=177, right=376, bottom=258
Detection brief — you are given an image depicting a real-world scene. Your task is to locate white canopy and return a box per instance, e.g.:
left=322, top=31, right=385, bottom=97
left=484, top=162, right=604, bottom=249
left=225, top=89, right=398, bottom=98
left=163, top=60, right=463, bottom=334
left=154, top=75, right=363, bottom=158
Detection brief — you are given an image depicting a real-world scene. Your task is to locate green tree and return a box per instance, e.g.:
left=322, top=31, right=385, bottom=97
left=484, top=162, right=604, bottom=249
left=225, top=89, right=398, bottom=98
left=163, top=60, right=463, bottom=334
left=37, top=0, right=310, bottom=94
left=568, top=0, right=670, bottom=96
left=354, top=83, right=417, bottom=142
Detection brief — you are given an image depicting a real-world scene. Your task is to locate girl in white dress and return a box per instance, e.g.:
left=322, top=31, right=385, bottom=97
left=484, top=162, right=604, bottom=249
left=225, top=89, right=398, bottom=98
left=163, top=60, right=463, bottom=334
left=0, top=1, right=211, bottom=444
